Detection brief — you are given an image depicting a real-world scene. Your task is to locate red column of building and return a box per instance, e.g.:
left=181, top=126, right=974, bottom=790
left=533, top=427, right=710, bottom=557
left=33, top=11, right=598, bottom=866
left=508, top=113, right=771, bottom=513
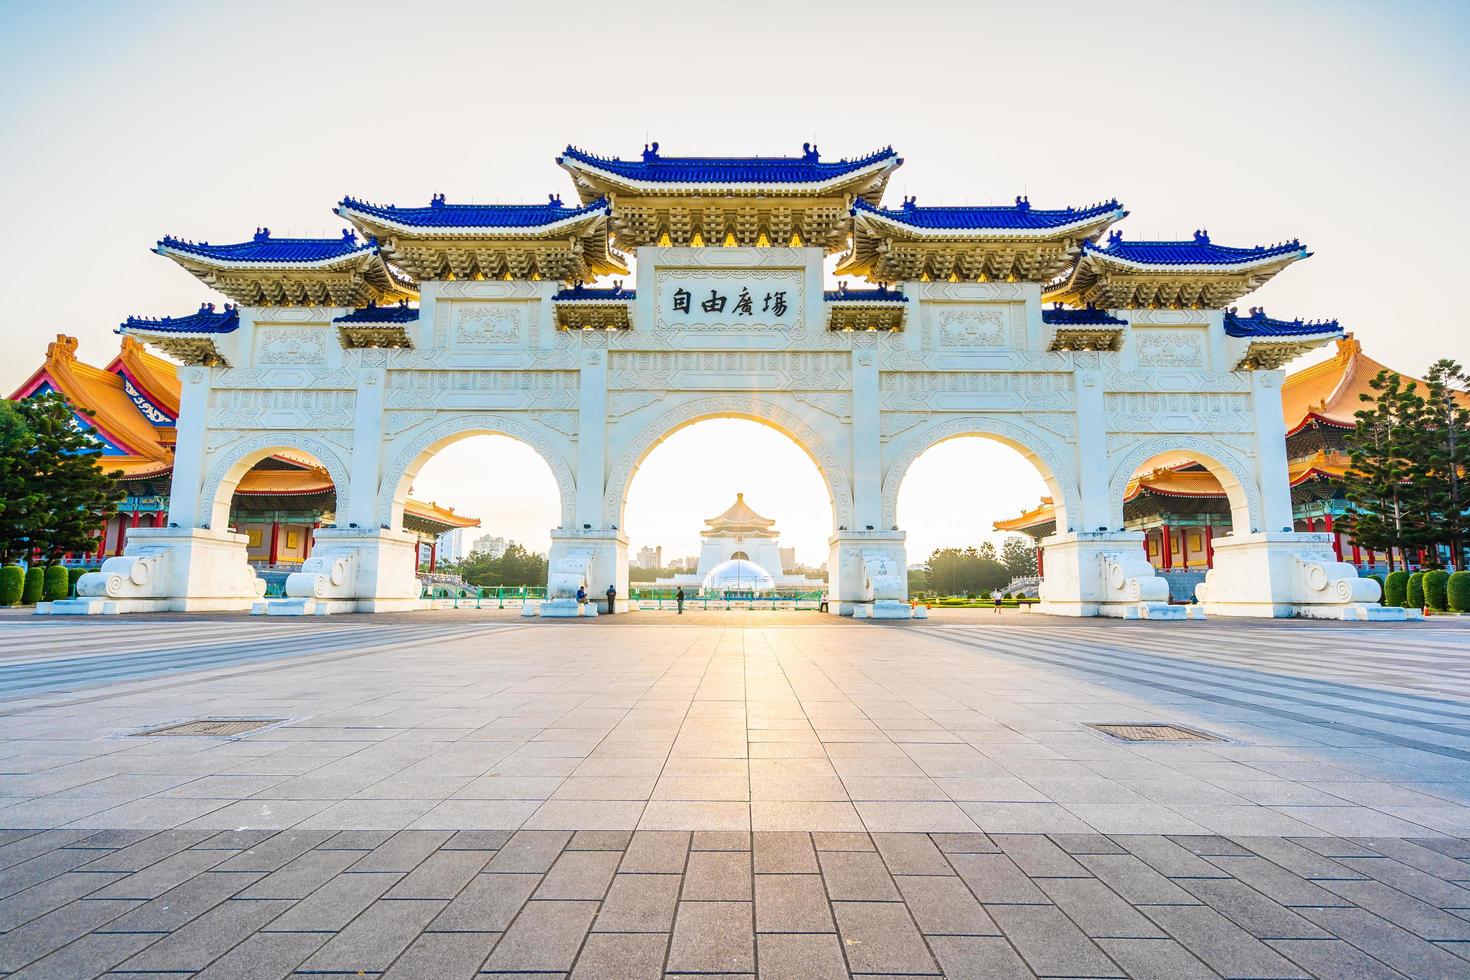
left=1204, top=525, right=1215, bottom=569
left=95, top=516, right=108, bottom=559
left=1351, top=539, right=1361, bottom=565
left=268, top=521, right=280, bottom=566
left=1324, top=515, right=1343, bottom=561
left=112, top=515, right=129, bottom=556
left=1036, top=547, right=1044, bottom=578
left=1160, top=524, right=1173, bottom=571
left=1178, top=527, right=1190, bottom=571
left=429, top=540, right=437, bottom=572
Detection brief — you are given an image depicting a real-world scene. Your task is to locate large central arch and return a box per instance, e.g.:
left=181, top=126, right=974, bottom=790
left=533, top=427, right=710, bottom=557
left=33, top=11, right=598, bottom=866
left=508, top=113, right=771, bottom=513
left=603, top=395, right=855, bottom=532
left=200, top=433, right=353, bottom=532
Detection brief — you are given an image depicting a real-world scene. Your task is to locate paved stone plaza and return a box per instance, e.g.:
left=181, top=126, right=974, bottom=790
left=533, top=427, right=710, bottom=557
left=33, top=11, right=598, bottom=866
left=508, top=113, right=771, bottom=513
left=2, top=613, right=1470, bottom=977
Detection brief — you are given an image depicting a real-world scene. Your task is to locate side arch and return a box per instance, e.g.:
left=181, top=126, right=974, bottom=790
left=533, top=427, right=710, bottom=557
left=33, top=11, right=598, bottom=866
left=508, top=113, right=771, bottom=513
left=199, top=433, right=352, bottom=532
left=1107, top=435, right=1262, bottom=533
left=375, top=413, right=577, bottom=530
left=881, top=416, right=1080, bottom=532
left=603, top=396, right=854, bottom=531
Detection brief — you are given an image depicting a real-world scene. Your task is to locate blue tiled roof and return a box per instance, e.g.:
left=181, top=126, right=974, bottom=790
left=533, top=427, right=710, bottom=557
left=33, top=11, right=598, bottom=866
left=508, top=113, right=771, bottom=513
left=157, top=228, right=373, bottom=263
left=854, top=196, right=1122, bottom=230
left=558, top=143, right=899, bottom=184
left=1042, top=305, right=1125, bottom=326
left=340, top=194, right=611, bottom=229
left=333, top=302, right=420, bottom=324
left=553, top=282, right=635, bottom=301
left=121, top=303, right=240, bottom=335
left=1087, top=229, right=1307, bottom=266
left=1224, top=307, right=1341, bottom=338
left=824, top=284, right=908, bottom=303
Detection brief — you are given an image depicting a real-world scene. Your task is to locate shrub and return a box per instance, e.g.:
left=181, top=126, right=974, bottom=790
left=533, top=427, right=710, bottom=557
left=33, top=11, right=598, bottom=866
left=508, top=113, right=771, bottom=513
left=21, top=566, right=44, bottom=604
left=1423, top=570, right=1450, bottom=612
left=67, top=566, right=88, bottom=595
left=43, top=565, right=69, bottom=602
left=1406, top=572, right=1426, bottom=609
left=1450, top=571, right=1470, bottom=613
left=1384, top=571, right=1409, bottom=607
left=1364, top=574, right=1385, bottom=602
left=0, top=565, right=22, bottom=606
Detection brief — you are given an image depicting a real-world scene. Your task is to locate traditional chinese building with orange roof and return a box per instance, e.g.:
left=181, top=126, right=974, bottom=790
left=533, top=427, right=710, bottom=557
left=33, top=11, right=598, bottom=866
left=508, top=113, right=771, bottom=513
left=995, top=331, right=1462, bottom=588
left=9, top=334, right=477, bottom=571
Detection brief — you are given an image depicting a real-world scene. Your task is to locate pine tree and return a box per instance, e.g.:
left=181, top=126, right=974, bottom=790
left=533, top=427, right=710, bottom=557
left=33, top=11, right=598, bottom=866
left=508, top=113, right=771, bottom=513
left=0, top=402, right=39, bottom=563
left=1421, top=359, right=1469, bottom=569
left=1001, top=535, right=1038, bottom=577
left=14, top=394, right=123, bottom=562
left=1341, top=371, right=1428, bottom=570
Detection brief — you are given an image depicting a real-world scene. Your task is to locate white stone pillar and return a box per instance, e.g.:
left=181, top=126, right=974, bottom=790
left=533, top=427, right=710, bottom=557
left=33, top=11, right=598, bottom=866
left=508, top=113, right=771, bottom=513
left=851, top=349, right=882, bottom=531
left=1250, top=370, right=1295, bottom=534
left=1072, top=367, right=1111, bottom=534
left=575, top=349, right=608, bottom=528
left=165, top=366, right=211, bottom=529
left=342, top=367, right=385, bottom=529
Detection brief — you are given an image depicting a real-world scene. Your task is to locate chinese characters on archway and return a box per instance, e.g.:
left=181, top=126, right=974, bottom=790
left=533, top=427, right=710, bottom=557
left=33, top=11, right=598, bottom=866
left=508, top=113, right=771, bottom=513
left=672, top=287, right=788, bottom=318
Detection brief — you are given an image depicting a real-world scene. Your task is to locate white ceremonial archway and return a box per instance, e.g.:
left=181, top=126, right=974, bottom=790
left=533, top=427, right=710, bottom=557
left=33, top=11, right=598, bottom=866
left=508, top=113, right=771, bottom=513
left=57, top=145, right=1393, bottom=620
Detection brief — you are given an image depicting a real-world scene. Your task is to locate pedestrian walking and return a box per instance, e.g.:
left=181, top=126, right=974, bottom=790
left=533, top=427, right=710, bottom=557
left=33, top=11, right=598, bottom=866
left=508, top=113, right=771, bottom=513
left=676, top=587, right=685, bottom=614
left=992, top=589, right=1002, bottom=614
left=606, top=584, right=617, bottom=615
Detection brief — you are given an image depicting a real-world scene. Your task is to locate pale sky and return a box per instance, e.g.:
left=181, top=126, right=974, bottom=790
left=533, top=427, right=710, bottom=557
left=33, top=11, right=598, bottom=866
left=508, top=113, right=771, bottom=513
left=5, top=1, right=1466, bottom=562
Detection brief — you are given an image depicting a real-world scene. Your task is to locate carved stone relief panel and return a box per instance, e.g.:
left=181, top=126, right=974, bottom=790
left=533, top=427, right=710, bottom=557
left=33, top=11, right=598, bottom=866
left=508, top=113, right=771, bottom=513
left=254, top=327, right=328, bottom=365
left=385, top=370, right=579, bottom=410
left=930, top=304, right=1022, bottom=350
left=451, top=302, right=529, bottom=349
left=1105, top=392, right=1252, bottom=433
left=1133, top=328, right=1206, bottom=369
left=880, top=372, right=1073, bottom=412
left=208, top=389, right=355, bottom=430
left=609, top=352, right=849, bottom=391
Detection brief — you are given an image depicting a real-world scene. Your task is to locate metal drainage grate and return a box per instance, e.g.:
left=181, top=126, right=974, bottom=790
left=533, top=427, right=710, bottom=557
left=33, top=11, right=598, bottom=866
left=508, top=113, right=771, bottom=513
left=1087, top=723, right=1222, bottom=743
left=130, top=718, right=283, bottom=738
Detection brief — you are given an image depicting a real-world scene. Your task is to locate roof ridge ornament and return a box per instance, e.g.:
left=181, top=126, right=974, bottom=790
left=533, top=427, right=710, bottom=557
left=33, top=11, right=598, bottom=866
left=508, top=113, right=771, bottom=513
left=1108, top=229, right=1124, bottom=246
left=642, top=141, right=659, bottom=162
left=1015, top=195, right=1030, bottom=213
left=802, top=142, right=819, bottom=162
left=1193, top=229, right=1210, bottom=244
left=253, top=227, right=270, bottom=242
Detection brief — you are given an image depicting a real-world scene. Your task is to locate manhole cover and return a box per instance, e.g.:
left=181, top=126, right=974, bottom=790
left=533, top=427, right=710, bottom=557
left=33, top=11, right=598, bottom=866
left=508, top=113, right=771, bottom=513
left=130, top=718, right=283, bottom=738
left=1087, top=723, right=1221, bottom=743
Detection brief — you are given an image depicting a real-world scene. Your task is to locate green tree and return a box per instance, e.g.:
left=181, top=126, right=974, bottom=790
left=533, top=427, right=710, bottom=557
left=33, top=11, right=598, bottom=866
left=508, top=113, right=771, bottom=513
left=1341, top=371, right=1430, bottom=570
left=1001, top=535, right=1038, bottom=577
left=0, top=394, right=123, bottom=563
left=459, top=541, right=549, bottom=588
left=1421, top=359, right=1469, bottom=570
left=0, top=402, right=39, bottom=563
left=925, top=546, right=1010, bottom=597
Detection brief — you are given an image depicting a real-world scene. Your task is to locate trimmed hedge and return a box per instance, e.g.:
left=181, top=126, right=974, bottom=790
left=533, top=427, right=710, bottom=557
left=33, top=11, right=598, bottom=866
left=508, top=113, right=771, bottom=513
left=0, top=565, right=22, bottom=606
left=21, top=567, right=43, bottom=605
left=1423, top=569, right=1450, bottom=612
left=42, top=565, right=69, bottom=602
left=1407, top=572, right=1426, bottom=610
left=1384, top=571, right=1410, bottom=607
left=1451, top=571, right=1470, bottom=613
left=67, top=566, right=88, bottom=596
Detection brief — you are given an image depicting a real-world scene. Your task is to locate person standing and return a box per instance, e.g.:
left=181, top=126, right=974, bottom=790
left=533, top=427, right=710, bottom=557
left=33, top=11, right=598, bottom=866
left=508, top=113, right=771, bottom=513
left=992, top=589, right=1003, bottom=614
left=676, top=586, right=685, bottom=615
left=606, top=584, right=617, bottom=616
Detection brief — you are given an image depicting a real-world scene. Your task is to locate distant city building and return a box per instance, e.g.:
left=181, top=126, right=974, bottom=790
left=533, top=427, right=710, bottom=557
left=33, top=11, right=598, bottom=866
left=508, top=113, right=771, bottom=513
left=472, top=534, right=508, bottom=559
left=634, top=545, right=663, bottom=569
left=436, top=528, right=466, bottom=564
left=779, top=547, right=796, bottom=570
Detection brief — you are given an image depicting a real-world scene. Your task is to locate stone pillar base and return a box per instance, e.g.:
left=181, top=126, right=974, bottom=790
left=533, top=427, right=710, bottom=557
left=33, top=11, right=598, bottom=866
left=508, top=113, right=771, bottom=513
left=261, top=527, right=425, bottom=616
left=42, top=528, right=264, bottom=615
left=1197, top=532, right=1399, bottom=619
left=828, top=530, right=907, bottom=617
left=1036, top=531, right=1173, bottom=619
left=544, top=529, right=626, bottom=616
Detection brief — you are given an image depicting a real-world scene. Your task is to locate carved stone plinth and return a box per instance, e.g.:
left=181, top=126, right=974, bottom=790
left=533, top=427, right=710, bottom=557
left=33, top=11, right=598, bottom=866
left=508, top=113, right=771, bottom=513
left=45, top=528, right=264, bottom=615
left=260, top=527, right=425, bottom=615
left=1036, top=531, right=1174, bottom=618
left=828, top=530, right=907, bottom=617
left=545, top=529, right=626, bottom=616
left=1197, top=532, right=1402, bottom=619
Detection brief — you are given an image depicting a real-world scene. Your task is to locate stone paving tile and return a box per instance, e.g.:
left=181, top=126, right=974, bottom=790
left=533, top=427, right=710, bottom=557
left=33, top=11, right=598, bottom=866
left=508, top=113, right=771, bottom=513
left=569, top=932, right=666, bottom=980
left=5, top=932, right=160, bottom=980
left=1143, top=903, right=1310, bottom=978
left=298, top=897, right=447, bottom=972
left=115, top=897, right=290, bottom=972
left=948, top=851, right=1049, bottom=904
left=683, top=847, right=753, bottom=900
left=667, top=900, right=756, bottom=973
left=262, top=870, right=401, bottom=931
left=1301, top=905, right=1470, bottom=976
left=0, top=899, right=140, bottom=972
left=1095, top=936, right=1219, bottom=979
left=483, top=899, right=599, bottom=971
left=432, top=871, right=539, bottom=932
left=819, top=849, right=901, bottom=900
left=757, top=933, right=850, bottom=980
left=594, top=872, right=682, bottom=932
left=534, top=848, right=621, bottom=900
left=895, top=873, right=999, bottom=936
left=754, top=830, right=820, bottom=873
left=1038, top=876, right=1166, bottom=939
left=988, top=903, right=1126, bottom=977
left=872, top=831, right=952, bottom=874
left=755, top=873, right=835, bottom=933
left=928, top=934, right=1036, bottom=978
left=191, top=931, right=327, bottom=979
left=831, top=901, right=937, bottom=974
